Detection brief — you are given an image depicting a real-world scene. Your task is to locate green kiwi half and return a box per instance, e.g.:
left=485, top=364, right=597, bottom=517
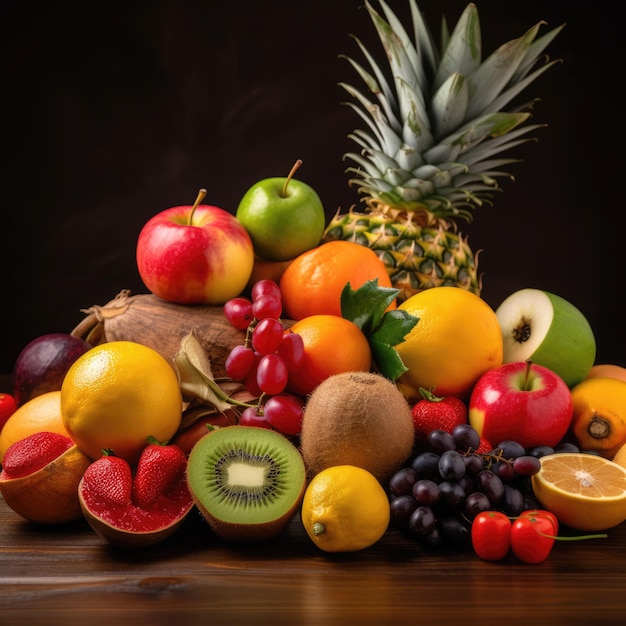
left=186, top=425, right=306, bottom=542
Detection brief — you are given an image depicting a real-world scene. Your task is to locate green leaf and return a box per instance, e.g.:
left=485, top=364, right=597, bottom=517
left=340, top=278, right=398, bottom=334
left=340, top=279, right=419, bottom=381
left=370, top=309, right=420, bottom=380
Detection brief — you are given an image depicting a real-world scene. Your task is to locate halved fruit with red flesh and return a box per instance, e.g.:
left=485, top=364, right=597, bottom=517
left=78, top=443, right=194, bottom=548
left=0, top=431, right=92, bottom=524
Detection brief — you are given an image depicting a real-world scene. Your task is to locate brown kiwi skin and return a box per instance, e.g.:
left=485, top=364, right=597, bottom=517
left=300, top=371, right=415, bottom=483
left=193, top=489, right=305, bottom=543
left=187, top=426, right=306, bottom=543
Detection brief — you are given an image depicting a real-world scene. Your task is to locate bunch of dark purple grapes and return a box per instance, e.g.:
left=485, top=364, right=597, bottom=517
left=388, top=423, right=580, bottom=550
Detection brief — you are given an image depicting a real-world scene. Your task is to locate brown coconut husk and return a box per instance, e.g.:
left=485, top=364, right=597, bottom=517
left=70, top=289, right=247, bottom=379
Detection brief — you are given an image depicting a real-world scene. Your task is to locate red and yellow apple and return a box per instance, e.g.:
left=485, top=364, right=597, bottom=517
left=136, top=190, right=254, bottom=305
left=468, top=361, right=573, bottom=449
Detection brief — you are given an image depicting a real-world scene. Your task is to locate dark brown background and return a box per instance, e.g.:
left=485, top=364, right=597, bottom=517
left=1, top=0, right=623, bottom=375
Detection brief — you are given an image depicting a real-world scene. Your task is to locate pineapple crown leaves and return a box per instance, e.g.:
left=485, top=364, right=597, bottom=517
left=340, top=278, right=419, bottom=381
left=340, top=0, right=564, bottom=220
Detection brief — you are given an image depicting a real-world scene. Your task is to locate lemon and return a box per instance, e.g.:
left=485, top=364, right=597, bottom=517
left=394, top=286, right=503, bottom=401
left=60, top=341, right=183, bottom=463
left=0, top=391, right=69, bottom=463
left=531, top=452, right=626, bottom=531
left=300, top=465, right=390, bottom=552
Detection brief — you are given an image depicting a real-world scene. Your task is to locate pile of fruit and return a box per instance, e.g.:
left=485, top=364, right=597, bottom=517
left=2, top=1, right=626, bottom=565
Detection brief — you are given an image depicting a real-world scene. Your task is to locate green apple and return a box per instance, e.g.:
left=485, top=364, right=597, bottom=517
left=495, top=288, right=596, bottom=388
left=236, top=160, right=326, bottom=262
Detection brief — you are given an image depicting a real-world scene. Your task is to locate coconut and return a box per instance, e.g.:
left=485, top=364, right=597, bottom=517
left=300, top=371, right=415, bottom=482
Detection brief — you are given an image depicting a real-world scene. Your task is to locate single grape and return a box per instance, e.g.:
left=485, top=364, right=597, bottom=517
left=411, top=452, right=441, bottom=481
left=512, top=455, right=542, bottom=477
left=389, top=495, right=419, bottom=529
left=225, top=344, right=256, bottom=381
left=438, top=516, right=471, bottom=549
left=243, top=352, right=262, bottom=396
left=463, top=453, right=485, bottom=476
left=492, top=460, right=516, bottom=482
left=252, top=317, right=284, bottom=355
left=252, top=295, right=282, bottom=320
left=494, top=440, right=526, bottom=460
left=523, top=494, right=542, bottom=511
left=420, top=525, right=444, bottom=549
left=412, top=479, right=441, bottom=506
left=438, top=481, right=466, bottom=509
left=474, top=469, right=504, bottom=504
left=427, top=429, right=457, bottom=454
left=251, top=279, right=282, bottom=302
left=528, top=444, right=555, bottom=459
left=456, top=474, right=474, bottom=495
left=389, top=467, right=418, bottom=497
left=262, top=393, right=304, bottom=436
left=452, top=423, right=480, bottom=451
left=555, top=441, right=580, bottom=454
left=463, top=491, right=491, bottom=520
left=256, top=353, right=288, bottom=395
left=500, top=484, right=525, bottom=517
left=238, top=406, right=273, bottom=429
left=438, top=450, right=466, bottom=481
left=408, top=506, right=436, bottom=538
left=223, top=297, right=254, bottom=330
left=276, top=332, right=305, bottom=369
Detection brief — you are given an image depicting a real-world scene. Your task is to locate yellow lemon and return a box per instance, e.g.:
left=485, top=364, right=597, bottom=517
left=60, top=341, right=183, bottom=463
left=300, top=465, right=390, bottom=552
left=0, top=391, right=68, bottom=463
left=394, top=286, right=503, bottom=401
left=531, top=452, right=626, bottom=531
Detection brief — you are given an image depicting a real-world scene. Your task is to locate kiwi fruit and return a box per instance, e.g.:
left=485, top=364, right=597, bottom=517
left=186, top=425, right=306, bottom=542
left=300, top=371, right=415, bottom=482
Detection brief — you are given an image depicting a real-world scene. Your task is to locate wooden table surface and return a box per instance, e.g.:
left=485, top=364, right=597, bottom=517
left=1, top=374, right=625, bottom=625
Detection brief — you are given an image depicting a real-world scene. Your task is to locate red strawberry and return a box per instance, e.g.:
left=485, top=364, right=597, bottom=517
left=132, top=438, right=187, bottom=508
left=476, top=435, right=493, bottom=454
left=411, top=388, right=468, bottom=446
left=1, top=432, right=74, bottom=479
left=82, top=455, right=133, bottom=507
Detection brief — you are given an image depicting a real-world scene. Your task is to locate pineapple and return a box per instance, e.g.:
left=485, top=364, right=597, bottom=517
left=323, top=0, right=564, bottom=301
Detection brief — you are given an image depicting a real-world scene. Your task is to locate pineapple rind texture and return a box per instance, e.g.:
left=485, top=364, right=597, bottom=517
left=323, top=207, right=481, bottom=302
left=325, top=0, right=563, bottom=300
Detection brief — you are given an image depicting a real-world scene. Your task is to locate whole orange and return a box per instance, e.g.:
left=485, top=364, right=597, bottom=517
left=279, top=240, right=394, bottom=320
left=285, top=315, right=372, bottom=395
left=394, top=287, right=503, bottom=401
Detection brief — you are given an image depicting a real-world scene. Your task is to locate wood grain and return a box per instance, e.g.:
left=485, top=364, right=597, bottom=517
left=1, top=495, right=625, bottom=625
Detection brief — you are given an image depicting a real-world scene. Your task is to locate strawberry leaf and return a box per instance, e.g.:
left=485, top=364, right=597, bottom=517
left=340, top=279, right=419, bottom=381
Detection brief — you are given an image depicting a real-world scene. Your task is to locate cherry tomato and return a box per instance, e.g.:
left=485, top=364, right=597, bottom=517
left=0, top=393, right=18, bottom=430
left=520, top=509, right=559, bottom=534
left=510, top=514, right=556, bottom=564
left=471, top=510, right=512, bottom=561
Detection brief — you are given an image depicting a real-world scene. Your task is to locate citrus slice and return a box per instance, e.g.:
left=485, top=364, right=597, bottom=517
left=531, top=452, right=626, bottom=531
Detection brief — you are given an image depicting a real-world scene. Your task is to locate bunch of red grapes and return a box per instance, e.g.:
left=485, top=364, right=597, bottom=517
left=223, top=279, right=305, bottom=436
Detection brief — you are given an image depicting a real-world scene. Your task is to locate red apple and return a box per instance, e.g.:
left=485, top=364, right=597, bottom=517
left=468, top=361, right=573, bottom=449
left=136, top=190, right=255, bottom=305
